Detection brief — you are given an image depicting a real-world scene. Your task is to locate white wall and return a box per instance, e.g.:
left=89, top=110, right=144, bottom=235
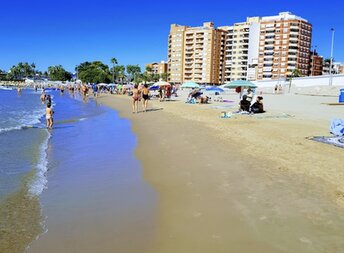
left=253, top=74, right=344, bottom=88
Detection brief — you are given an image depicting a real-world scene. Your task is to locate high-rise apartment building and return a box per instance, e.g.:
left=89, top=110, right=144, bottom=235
left=257, top=12, right=312, bottom=80
left=167, top=12, right=313, bottom=83
left=168, top=24, right=187, bottom=83
left=221, top=17, right=260, bottom=82
left=168, top=22, right=227, bottom=84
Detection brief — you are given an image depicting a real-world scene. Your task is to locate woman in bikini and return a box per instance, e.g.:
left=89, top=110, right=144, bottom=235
left=141, top=84, right=149, bottom=112
left=132, top=84, right=140, bottom=113
left=46, top=103, right=54, bottom=129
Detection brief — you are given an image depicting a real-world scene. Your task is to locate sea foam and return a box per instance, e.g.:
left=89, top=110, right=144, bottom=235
left=28, top=130, right=51, bottom=197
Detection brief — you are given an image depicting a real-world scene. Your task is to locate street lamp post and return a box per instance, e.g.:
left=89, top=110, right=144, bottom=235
left=311, top=45, right=317, bottom=76
left=329, top=28, right=335, bottom=86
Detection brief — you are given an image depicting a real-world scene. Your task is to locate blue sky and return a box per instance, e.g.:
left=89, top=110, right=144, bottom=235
left=0, top=0, right=343, bottom=72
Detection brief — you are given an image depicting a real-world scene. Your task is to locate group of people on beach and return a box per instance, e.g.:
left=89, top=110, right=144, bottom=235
left=131, top=84, right=150, bottom=113
left=239, top=88, right=265, bottom=113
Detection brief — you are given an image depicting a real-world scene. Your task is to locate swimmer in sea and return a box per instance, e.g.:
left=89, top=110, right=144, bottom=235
left=40, top=90, right=46, bottom=104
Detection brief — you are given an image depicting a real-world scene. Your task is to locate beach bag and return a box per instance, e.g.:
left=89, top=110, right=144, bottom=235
left=330, top=119, right=344, bottom=136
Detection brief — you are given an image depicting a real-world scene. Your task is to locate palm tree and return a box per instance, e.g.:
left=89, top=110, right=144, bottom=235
left=111, top=57, right=118, bottom=83
left=288, top=69, right=302, bottom=93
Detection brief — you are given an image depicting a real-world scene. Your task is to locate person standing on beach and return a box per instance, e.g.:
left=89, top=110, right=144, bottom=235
left=142, top=84, right=149, bottom=112
left=92, top=84, right=99, bottom=97
left=132, top=84, right=140, bottom=113
left=46, top=103, right=54, bottom=129
left=158, top=87, right=164, bottom=102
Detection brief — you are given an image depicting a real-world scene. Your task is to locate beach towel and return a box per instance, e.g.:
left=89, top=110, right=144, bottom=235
left=330, top=119, right=344, bottom=136
left=310, top=136, right=344, bottom=149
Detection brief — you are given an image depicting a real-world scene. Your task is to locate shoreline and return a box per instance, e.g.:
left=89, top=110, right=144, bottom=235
left=98, top=94, right=344, bottom=252
left=26, top=92, right=157, bottom=253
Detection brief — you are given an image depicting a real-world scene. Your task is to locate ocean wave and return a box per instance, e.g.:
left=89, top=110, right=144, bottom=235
left=0, top=108, right=46, bottom=134
left=0, top=85, right=13, bottom=90
left=28, top=130, right=51, bottom=197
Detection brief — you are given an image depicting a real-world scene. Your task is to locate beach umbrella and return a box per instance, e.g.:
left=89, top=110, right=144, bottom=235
left=223, top=80, right=257, bottom=89
left=181, top=81, right=200, bottom=89
left=223, top=80, right=257, bottom=99
left=153, top=81, right=171, bottom=87
left=98, top=83, right=108, bottom=86
left=149, top=85, right=159, bottom=91
left=205, top=86, right=224, bottom=92
left=107, top=83, right=117, bottom=87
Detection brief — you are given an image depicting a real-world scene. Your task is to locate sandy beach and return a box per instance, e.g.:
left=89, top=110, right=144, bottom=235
left=98, top=89, right=344, bottom=252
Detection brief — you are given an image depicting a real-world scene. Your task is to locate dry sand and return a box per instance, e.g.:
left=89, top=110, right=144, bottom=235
left=98, top=92, right=344, bottom=253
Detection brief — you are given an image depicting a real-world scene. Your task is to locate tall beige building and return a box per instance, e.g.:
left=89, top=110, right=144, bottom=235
left=168, top=22, right=227, bottom=84
left=257, top=12, right=312, bottom=80
left=221, top=17, right=261, bottom=82
left=167, top=12, right=312, bottom=83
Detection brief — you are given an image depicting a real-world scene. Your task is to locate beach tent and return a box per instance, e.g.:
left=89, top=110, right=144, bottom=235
left=223, top=80, right=257, bottom=89
left=98, top=83, right=108, bottom=86
left=153, top=81, right=171, bottom=87
left=181, top=81, right=200, bottom=89
left=107, top=83, right=117, bottom=87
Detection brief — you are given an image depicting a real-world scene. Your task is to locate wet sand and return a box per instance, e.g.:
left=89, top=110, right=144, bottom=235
left=98, top=94, right=344, bottom=253
left=27, top=94, right=156, bottom=253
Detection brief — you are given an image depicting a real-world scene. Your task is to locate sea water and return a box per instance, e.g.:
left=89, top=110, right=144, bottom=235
left=0, top=89, right=156, bottom=253
left=0, top=88, right=49, bottom=252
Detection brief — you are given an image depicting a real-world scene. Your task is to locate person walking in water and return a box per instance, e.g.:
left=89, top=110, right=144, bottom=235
left=46, top=103, right=54, bottom=129
left=132, top=84, right=140, bottom=113
left=141, top=84, right=149, bottom=112
left=40, top=90, right=46, bottom=104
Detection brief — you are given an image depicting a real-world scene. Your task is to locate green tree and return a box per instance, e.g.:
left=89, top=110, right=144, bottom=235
left=110, top=57, right=118, bottom=83
left=76, top=61, right=111, bottom=84
left=7, top=62, right=36, bottom=80
left=48, top=65, right=72, bottom=81
left=0, top=69, right=7, bottom=80
left=113, top=65, right=126, bottom=83
left=287, top=69, right=302, bottom=93
left=145, top=66, right=153, bottom=73
left=160, top=73, right=170, bottom=82
left=126, top=65, right=141, bottom=82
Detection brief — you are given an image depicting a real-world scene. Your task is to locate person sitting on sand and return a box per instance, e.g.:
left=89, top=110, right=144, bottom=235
left=197, top=95, right=209, bottom=104
left=46, top=103, right=54, bottom=129
left=250, top=96, right=265, bottom=114
left=246, top=88, right=253, bottom=103
left=239, top=95, right=251, bottom=112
